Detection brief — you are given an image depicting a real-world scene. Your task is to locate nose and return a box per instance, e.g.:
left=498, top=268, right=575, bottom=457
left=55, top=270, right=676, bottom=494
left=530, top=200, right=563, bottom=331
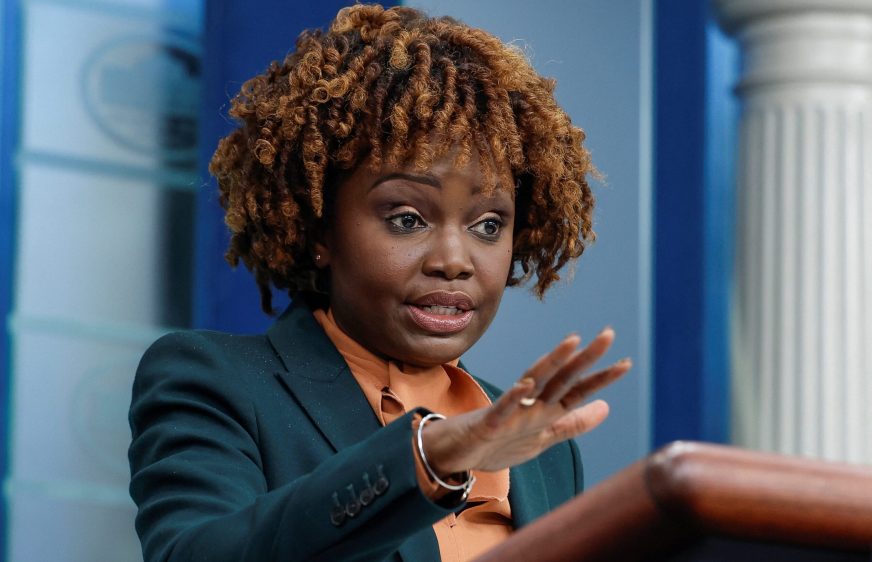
left=422, top=227, right=474, bottom=280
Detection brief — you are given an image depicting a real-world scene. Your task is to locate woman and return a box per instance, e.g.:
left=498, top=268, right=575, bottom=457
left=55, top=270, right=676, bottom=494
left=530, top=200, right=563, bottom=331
left=128, top=4, right=631, bottom=561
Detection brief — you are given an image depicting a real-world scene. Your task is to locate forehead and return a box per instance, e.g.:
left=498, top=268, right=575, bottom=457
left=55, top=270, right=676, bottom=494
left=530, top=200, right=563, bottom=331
left=339, top=149, right=515, bottom=202
left=349, top=166, right=515, bottom=210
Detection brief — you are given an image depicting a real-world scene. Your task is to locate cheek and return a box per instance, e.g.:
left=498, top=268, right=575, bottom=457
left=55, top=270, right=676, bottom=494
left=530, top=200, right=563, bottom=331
left=493, top=239, right=515, bottom=273
left=476, top=243, right=514, bottom=294
left=336, top=232, right=419, bottom=292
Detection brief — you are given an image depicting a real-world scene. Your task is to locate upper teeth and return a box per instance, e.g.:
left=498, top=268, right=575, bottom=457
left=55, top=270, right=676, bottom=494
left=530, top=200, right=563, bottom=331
left=422, top=305, right=463, bottom=315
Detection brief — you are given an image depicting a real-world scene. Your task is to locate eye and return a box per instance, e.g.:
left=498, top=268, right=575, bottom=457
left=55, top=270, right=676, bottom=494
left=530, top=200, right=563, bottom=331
left=469, top=217, right=503, bottom=238
left=387, top=212, right=427, bottom=231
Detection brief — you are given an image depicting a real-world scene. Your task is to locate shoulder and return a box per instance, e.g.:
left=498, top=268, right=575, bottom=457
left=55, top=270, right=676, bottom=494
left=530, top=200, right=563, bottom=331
left=136, top=329, right=274, bottom=387
left=130, top=329, right=281, bottom=433
left=140, top=328, right=271, bottom=360
left=130, top=303, right=328, bottom=431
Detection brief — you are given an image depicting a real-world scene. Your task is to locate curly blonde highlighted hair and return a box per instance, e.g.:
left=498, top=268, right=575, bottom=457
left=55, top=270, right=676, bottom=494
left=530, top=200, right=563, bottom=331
left=210, top=4, right=596, bottom=314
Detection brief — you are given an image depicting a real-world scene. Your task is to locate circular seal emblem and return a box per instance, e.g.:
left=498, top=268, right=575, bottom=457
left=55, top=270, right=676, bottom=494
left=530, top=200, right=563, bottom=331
left=81, top=33, right=201, bottom=163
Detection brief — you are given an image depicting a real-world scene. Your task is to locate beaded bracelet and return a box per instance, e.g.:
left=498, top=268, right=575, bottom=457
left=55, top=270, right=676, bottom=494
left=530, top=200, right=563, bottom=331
left=415, top=412, right=476, bottom=502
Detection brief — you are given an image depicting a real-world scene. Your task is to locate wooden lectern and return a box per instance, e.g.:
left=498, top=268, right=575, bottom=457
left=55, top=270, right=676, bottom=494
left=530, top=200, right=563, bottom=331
left=476, top=442, right=872, bottom=561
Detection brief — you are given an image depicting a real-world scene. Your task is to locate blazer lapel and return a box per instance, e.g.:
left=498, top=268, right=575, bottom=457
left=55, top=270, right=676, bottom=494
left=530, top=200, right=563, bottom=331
left=268, top=303, right=441, bottom=562
left=268, top=303, right=380, bottom=451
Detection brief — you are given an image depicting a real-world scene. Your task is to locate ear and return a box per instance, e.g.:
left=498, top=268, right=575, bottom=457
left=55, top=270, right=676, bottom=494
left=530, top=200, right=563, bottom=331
left=311, top=215, right=332, bottom=269
left=312, top=235, right=331, bottom=269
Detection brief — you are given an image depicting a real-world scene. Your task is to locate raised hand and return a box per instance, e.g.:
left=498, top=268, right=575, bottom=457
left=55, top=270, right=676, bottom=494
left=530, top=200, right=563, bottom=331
left=421, top=329, right=631, bottom=475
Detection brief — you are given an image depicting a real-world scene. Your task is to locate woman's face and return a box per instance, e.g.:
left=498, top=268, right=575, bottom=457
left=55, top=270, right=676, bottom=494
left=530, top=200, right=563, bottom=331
left=316, top=154, right=515, bottom=367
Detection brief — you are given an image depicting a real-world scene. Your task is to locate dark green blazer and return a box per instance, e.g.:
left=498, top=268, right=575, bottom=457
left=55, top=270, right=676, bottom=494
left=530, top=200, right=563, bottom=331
left=129, top=303, right=584, bottom=562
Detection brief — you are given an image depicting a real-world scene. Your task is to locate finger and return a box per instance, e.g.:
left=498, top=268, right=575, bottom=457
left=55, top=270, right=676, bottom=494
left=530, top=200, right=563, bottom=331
left=546, top=399, right=610, bottom=442
left=539, top=327, right=615, bottom=404
left=485, top=334, right=586, bottom=430
left=558, top=358, right=632, bottom=409
left=484, top=377, right=535, bottom=429
left=520, top=334, right=582, bottom=396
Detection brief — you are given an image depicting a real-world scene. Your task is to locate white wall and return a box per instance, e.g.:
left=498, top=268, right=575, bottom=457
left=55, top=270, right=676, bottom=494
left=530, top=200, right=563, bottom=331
left=407, top=0, right=654, bottom=485
left=8, top=0, right=202, bottom=560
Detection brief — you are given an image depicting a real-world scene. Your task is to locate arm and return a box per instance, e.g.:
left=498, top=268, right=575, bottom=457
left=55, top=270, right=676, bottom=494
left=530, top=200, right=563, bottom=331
left=129, top=332, right=453, bottom=562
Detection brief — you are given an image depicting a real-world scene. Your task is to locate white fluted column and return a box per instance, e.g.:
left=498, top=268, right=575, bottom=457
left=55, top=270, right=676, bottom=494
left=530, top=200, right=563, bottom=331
left=716, top=0, right=872, bottom=463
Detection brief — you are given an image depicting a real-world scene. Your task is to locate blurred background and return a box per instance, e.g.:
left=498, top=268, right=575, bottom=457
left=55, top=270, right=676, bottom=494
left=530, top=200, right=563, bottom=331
left=1, top=0, right=869, bottom=560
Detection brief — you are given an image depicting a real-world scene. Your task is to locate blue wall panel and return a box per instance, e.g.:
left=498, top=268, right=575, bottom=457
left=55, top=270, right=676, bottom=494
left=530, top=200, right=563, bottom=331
left=654, top=1, right=737, bottom=446
left=654, top=0, right=707, bottom=445
left=0, top=0, right=22, bottom=556
left=194, top=0, right=398, bottom=333
left=701, top=22, right=738, bottom=444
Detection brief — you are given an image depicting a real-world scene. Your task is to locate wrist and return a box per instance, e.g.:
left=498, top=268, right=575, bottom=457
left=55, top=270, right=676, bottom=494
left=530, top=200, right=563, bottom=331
left=416, top=413, right=475, bottom=500
left=420, top=416, right=462, bottom=476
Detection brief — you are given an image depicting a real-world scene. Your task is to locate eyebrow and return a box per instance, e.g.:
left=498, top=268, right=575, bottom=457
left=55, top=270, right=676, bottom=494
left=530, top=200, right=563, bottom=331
left=368, top=172, right=442, bottom=191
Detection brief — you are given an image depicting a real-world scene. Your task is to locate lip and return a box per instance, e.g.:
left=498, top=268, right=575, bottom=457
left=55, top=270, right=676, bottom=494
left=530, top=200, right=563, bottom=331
left=406, top=291, right=476, bottom=334
left=406, top=305, right=475, bottom=334
left=409, top=291, right=476, bottom=310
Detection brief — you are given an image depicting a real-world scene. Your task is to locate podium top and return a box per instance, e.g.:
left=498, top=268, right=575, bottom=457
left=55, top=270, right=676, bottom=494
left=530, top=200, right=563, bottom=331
left=476, top=441, right=872, bottom=562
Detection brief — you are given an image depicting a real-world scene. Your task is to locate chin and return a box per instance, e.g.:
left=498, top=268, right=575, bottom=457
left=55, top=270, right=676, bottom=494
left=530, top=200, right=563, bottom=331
left=398, top=336, right=477, bottom=368
left=402, top=355, right=459, bottom=368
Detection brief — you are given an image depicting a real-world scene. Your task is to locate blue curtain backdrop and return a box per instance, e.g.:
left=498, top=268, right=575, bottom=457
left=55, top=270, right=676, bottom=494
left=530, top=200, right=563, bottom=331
left=194, top=0, right=399, bottom=333
left=653, top=1, right=737, bottom=446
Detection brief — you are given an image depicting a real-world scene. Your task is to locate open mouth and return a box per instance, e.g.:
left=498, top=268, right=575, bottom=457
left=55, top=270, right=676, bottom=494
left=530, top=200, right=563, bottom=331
left=407, top=305, right=474, bottom=334
left=407, top=292, right=476, bottom=334
left=417, top=305, right=466, bottom=315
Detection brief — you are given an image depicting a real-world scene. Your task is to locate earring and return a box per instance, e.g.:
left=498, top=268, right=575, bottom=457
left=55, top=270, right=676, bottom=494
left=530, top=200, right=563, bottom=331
left=315, top=254, right=321, bottom=262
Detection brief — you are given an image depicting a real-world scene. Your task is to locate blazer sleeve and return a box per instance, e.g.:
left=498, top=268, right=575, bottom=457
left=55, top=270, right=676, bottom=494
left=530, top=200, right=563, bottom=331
left=128, top=331, right=455, bottom=562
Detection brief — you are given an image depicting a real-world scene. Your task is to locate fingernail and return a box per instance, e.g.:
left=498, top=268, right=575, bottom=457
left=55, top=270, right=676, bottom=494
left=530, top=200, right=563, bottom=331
left=515, top=377, right=535, bottom=388
left=599, top=326, right=613, bottom=336
left=618, top=357, right=632, bottom=365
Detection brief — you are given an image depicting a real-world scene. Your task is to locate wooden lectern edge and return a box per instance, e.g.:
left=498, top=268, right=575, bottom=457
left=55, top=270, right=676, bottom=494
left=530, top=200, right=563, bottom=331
left=646, top=441, right=872, bottom=550
left=474, top=441, right=872, bottom=562
left=475, top=451, right=683, bottom=562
